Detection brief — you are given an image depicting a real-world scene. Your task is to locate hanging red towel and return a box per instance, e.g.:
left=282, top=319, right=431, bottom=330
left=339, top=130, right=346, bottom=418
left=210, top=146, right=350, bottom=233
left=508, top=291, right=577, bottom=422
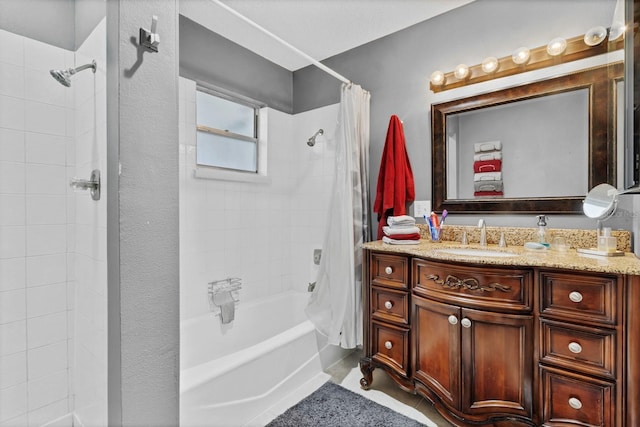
left=373, top=115, right=415, bottom=240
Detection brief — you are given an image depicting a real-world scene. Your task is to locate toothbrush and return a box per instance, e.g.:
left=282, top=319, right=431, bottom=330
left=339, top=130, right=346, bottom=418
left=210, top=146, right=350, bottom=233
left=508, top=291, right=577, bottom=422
left=441, top=209, right=448, bottom=225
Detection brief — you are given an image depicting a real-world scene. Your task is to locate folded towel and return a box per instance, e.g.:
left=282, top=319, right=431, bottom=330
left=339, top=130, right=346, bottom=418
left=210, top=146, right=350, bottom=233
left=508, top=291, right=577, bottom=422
left=383, top=232, right=420, bottom=240
left=383, top=236, right=420, bottom=245
left=474, top=141, right=502, bottom=153
left=474, top=172, right=502, bottom=182
left=386, top=215, right=416, bottom=226
left=473, top=160, right=502, bottom=173
left=473, top=152, right=502, bottom=161
left=474, top=191, right=504, bottom=197
left=474, top=180, right=503, bottom=192
left=383, top=225, right=420, bottom=236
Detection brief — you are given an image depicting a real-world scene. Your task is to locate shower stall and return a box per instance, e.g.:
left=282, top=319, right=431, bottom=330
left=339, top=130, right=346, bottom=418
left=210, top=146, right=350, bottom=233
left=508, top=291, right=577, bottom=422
left=0, top=5, right=107, bottom=426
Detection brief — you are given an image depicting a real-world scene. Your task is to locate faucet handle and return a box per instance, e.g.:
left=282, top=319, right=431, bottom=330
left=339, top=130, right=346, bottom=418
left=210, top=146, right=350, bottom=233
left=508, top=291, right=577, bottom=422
left=478, top=218, right=485, bottom=228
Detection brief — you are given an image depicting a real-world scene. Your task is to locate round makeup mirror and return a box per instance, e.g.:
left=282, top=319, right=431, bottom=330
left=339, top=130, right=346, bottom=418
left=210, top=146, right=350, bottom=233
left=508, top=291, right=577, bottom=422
left=583, top=183, right=618, bottom=220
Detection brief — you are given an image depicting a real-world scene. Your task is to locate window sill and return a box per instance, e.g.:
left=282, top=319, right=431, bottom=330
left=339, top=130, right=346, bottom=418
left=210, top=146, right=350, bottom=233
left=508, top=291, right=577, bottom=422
left=194, top=167, right=271, bottom=184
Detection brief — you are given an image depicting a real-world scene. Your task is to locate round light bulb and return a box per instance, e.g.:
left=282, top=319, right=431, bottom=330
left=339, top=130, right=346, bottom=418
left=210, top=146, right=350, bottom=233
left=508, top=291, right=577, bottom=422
left=584, top=26, right=607, bottom=46
left=546, top=37, right=567, bottom=56
left=512, top=47, right=530, bottom=65
left=481, top=57, right=499, bottom=74
left=430, top=70, right=445, bottom=86
left=453, top=64, right=469, bottom=80
left=609, top=23, right=625, bottom=41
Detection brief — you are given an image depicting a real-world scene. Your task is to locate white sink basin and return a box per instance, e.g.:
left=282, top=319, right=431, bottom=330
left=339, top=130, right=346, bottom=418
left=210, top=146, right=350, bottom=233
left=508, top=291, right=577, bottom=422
left=435, top=248, right=518, bottom=258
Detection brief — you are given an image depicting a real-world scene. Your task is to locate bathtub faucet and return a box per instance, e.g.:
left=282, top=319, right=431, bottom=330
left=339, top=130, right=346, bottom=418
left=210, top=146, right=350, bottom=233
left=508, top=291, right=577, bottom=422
left=208, top=278, right=242, bottom=324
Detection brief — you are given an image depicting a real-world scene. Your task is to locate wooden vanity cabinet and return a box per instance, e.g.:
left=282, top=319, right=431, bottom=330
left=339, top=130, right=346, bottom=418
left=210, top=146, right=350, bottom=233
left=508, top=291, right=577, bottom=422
left=361, top=248, right=640, bottom=426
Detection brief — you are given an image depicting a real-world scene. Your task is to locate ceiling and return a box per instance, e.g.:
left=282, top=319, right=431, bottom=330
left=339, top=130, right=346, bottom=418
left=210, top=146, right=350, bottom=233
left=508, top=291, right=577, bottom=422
left=180, top=0, right=475, bottom=71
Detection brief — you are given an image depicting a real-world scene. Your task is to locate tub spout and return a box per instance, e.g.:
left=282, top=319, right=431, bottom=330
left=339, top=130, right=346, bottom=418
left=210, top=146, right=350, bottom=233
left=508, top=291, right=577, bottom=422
left=213, top=291, right=236, bottom=324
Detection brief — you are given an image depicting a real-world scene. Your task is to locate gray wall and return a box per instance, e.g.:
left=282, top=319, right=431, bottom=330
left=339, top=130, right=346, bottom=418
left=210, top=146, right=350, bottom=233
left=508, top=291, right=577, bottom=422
left=0, top=0, right=105, bottom=50
left=107, top=0, right=180, bottom=426
left=293, top=0, right=627, bottom=230
left=179, top=15, right=293, bottom=113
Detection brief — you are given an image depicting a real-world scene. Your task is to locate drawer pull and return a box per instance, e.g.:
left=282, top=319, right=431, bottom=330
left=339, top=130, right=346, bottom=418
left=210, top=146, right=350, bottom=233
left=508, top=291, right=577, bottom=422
left=384, top=341, right=393, bottom=350
left=384, top=301, right=393, bottom=310
left=569, top=291, right=583, bottom=303
left=448, top=315, right=458, bottom=325
left=461, top=318, right=472, bottom=328
left=384, top=266, right=393, bottom=274
left=568, top=397, right=583, bottom=410
left=568, top=342, right=583, bottom=354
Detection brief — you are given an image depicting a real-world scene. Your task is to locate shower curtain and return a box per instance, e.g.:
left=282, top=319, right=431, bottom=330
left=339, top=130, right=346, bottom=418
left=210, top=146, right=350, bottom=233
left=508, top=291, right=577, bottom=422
left=306, top=83, right=371, bottom=349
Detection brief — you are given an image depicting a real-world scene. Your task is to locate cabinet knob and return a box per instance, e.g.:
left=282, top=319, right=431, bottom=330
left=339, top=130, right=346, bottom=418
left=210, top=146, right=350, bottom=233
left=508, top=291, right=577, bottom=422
left=568, top=397, right=583, bottom=410
left=569, top=291, right=583, bottom=303
left=384, top=341, right=393, bottom=350
left=384, top=266, right=393, bottom=274
left=461, top=318, right=472, bottom=328
left=568, top=342, right=583, bottom=354
left=448, top=315, right=458, bottom=325
left=384, top=301, right=393, bottom=310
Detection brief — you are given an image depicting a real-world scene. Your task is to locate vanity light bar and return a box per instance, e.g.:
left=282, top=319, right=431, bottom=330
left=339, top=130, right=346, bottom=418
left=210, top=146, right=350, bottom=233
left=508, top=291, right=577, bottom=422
left=429, top=32, right=624, bottom=93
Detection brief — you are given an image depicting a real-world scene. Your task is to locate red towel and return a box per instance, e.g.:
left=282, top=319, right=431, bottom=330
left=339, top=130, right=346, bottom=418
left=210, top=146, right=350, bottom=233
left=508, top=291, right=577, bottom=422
left=382, top=232, right=420, bottom=240
left=373, top=115, right=415, bottom=240
left=474, top=191, right=504, bottom=197
left=473, top=160, right=502, bottom=173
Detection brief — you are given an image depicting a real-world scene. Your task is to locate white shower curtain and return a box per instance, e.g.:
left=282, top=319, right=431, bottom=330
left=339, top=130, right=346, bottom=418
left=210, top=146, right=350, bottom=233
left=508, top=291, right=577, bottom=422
left=306, top=83, right=371, bottom=349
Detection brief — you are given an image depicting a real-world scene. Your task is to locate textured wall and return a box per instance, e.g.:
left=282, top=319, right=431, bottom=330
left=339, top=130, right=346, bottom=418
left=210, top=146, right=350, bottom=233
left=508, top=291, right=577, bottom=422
left=107, top=1, right=180, bottom=426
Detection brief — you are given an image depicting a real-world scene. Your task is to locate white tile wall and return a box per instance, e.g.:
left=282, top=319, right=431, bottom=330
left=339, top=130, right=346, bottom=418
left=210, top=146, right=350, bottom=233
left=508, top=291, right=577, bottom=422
left=179, top=76, right=338, bottom=322
left=0, top=23, right=106, bottom=426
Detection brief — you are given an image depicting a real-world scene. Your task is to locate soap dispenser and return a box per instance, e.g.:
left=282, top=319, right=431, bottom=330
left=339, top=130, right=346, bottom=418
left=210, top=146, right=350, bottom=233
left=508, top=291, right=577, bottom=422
left=598, top=227, right=617, bottom=252
left=536, top=215, right=550, bottom=247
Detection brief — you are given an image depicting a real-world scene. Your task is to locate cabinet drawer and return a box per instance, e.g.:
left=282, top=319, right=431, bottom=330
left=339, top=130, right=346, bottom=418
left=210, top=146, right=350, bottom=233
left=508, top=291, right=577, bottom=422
left=371, top=321, right=409, bottom=377
left=371, top=286, right=409, bottom=325
left=413, top=259, right=533, bottom=312
left=541, top=366, right=614, bottom=427
left=540, top=320, right=616, bottom=379
left=540, top=271, right=617, bottom=326
left=371, top=253, right=409, bottom=290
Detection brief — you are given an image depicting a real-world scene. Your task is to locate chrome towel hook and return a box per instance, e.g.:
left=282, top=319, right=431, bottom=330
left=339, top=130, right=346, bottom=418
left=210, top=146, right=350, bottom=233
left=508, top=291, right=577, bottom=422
left=70, top=169, right=100, bottom=201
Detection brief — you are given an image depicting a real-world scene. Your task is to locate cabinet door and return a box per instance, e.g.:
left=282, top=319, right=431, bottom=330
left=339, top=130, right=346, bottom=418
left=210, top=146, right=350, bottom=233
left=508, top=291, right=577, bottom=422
left=460, top=308, right=534, bottom=418
left=413, top=297, right=461, bottom=409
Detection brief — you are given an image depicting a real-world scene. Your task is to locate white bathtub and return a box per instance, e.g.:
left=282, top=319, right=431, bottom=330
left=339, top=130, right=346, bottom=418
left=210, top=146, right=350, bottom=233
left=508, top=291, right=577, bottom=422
left=180, top=291, right=328, bottom=427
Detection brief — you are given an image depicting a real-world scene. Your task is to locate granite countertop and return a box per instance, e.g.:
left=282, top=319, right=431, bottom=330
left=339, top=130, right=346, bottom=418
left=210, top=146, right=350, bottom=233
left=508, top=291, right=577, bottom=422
left=363, top=239, right=640, bottom=275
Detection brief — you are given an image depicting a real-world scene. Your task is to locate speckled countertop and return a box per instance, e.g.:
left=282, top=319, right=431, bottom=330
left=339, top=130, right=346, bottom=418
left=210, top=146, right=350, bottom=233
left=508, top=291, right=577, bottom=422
left=364, top=225, right=640, bottom=275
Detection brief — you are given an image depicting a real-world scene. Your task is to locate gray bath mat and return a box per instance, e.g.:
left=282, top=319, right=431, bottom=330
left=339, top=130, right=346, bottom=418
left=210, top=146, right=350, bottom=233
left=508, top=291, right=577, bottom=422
left=266, top=381, right=427, bottom=426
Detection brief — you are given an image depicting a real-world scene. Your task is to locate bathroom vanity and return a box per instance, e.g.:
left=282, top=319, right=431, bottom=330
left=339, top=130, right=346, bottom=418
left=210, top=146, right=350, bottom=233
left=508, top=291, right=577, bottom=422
left=360, top=239, right=640, bottom=426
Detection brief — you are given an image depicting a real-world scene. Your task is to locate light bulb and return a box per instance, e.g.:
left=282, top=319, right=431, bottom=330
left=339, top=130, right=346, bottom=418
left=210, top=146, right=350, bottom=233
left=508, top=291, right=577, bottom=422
left=512, top=47, right=530, bottom=65
left=453, top=64, right=469, bottom=80
left=430, top=70, right=445, bottom=86
left=547, top=37, right=567, bottom=56
left=584, top=26, right=607, bottom=46
left=481, top=57, right=499, bottom=74
left=609, top=23, right=625, bottom=41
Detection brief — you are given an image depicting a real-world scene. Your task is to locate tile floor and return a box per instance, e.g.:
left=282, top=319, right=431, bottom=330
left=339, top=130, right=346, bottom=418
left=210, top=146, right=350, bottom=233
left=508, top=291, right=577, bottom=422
left=252, top=350, right=453, bottom=426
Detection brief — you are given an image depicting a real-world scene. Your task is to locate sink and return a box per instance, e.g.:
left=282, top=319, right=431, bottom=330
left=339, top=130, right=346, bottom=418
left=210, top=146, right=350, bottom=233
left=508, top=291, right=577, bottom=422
left=435, top=248, right=518, bottom=258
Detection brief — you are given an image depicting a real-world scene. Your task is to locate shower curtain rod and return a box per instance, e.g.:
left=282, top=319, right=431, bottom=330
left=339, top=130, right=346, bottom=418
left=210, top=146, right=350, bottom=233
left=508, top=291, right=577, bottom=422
left=210, top=0, right=352, bottom=85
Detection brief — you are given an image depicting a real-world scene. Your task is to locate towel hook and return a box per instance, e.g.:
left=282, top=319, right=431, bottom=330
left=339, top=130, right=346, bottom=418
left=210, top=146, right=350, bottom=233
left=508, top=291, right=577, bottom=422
left=140, top=15, right=160, bottom=52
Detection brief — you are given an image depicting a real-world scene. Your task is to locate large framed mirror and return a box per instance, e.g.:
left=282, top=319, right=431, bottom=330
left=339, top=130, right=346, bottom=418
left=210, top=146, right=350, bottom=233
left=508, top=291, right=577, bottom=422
left=432, top=62, right=623, bottom=214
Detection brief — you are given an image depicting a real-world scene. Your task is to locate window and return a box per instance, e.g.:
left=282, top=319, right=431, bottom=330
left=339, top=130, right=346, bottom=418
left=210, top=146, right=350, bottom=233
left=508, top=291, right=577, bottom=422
left=196, top=87, right=260, bottom=173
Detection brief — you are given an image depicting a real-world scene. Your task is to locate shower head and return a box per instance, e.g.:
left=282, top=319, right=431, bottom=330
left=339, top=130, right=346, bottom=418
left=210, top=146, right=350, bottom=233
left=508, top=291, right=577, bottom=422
left=50, top=60, right=97, bottom=87
left=307, top=128, right=324, bottom=147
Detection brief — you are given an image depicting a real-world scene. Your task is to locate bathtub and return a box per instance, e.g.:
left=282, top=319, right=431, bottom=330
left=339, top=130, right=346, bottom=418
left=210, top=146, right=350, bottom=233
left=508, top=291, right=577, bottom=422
left=180, top=290, right=328, bottom=427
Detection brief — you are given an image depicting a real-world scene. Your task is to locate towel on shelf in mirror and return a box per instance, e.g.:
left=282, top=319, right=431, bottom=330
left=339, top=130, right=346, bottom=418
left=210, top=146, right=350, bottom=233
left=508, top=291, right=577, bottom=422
left=474, top=141, right=502, bottom=153
left=474, top=180, right=503, bottom=192
left=473, top=159, right=502, bottom=173
left=474, top=151, right=502, bottom=161
left=474, top=171, right=502, bottom=182
left=474, top=191, right=504, bottom=197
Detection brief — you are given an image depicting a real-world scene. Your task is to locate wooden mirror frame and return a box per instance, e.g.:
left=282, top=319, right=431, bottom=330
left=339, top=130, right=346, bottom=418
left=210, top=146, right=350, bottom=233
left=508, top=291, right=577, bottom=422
left=431, top=62, right=624, bottom=214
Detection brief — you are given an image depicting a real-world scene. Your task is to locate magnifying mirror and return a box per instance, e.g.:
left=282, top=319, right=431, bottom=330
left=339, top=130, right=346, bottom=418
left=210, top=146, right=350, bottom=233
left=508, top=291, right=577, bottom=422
left=583, top=183, right=618, bottom=220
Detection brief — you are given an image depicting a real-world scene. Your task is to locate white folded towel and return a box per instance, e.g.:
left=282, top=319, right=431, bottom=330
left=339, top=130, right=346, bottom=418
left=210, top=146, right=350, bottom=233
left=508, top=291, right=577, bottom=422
left=386, top=215, right=416, bottom=226
left=474, top=180, right=503, bottom=192
left=383, top=236, right=420, bottom=245
left=474, top=152, right=502, bottom=161
left=383, top=226, right=420, bottom=236
left=474, top=141, right=502, bottom=153
left=474, top=172, right=502, bottom=182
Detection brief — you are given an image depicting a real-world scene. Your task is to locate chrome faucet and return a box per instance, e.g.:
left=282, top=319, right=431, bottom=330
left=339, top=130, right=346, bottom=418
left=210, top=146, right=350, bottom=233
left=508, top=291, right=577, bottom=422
left=478, top=219, right=487, bottom=246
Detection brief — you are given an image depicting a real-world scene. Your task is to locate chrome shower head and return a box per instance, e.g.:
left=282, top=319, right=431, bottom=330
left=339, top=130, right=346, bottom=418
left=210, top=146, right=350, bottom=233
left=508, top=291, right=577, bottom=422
left=307, top=128, right=324, bottom=147
left=49, top=60, right=97, bottom=87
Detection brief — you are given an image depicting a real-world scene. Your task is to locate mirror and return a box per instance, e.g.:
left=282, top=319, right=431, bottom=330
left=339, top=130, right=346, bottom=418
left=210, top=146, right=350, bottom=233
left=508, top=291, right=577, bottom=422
left=583, top=183, right=618, bottom=219
left=432, top=62, right=623, bottom=214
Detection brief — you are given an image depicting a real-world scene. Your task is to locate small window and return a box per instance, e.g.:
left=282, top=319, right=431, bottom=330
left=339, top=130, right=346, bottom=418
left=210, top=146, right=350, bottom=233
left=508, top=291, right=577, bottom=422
left=196, top=87, right=259, bottom=173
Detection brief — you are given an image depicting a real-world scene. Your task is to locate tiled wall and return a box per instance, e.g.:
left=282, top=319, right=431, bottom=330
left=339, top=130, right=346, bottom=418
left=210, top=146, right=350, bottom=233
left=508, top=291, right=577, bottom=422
left=179, top=76, right=338, bottom=321
left=0, top=20, right=107, bottom=427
